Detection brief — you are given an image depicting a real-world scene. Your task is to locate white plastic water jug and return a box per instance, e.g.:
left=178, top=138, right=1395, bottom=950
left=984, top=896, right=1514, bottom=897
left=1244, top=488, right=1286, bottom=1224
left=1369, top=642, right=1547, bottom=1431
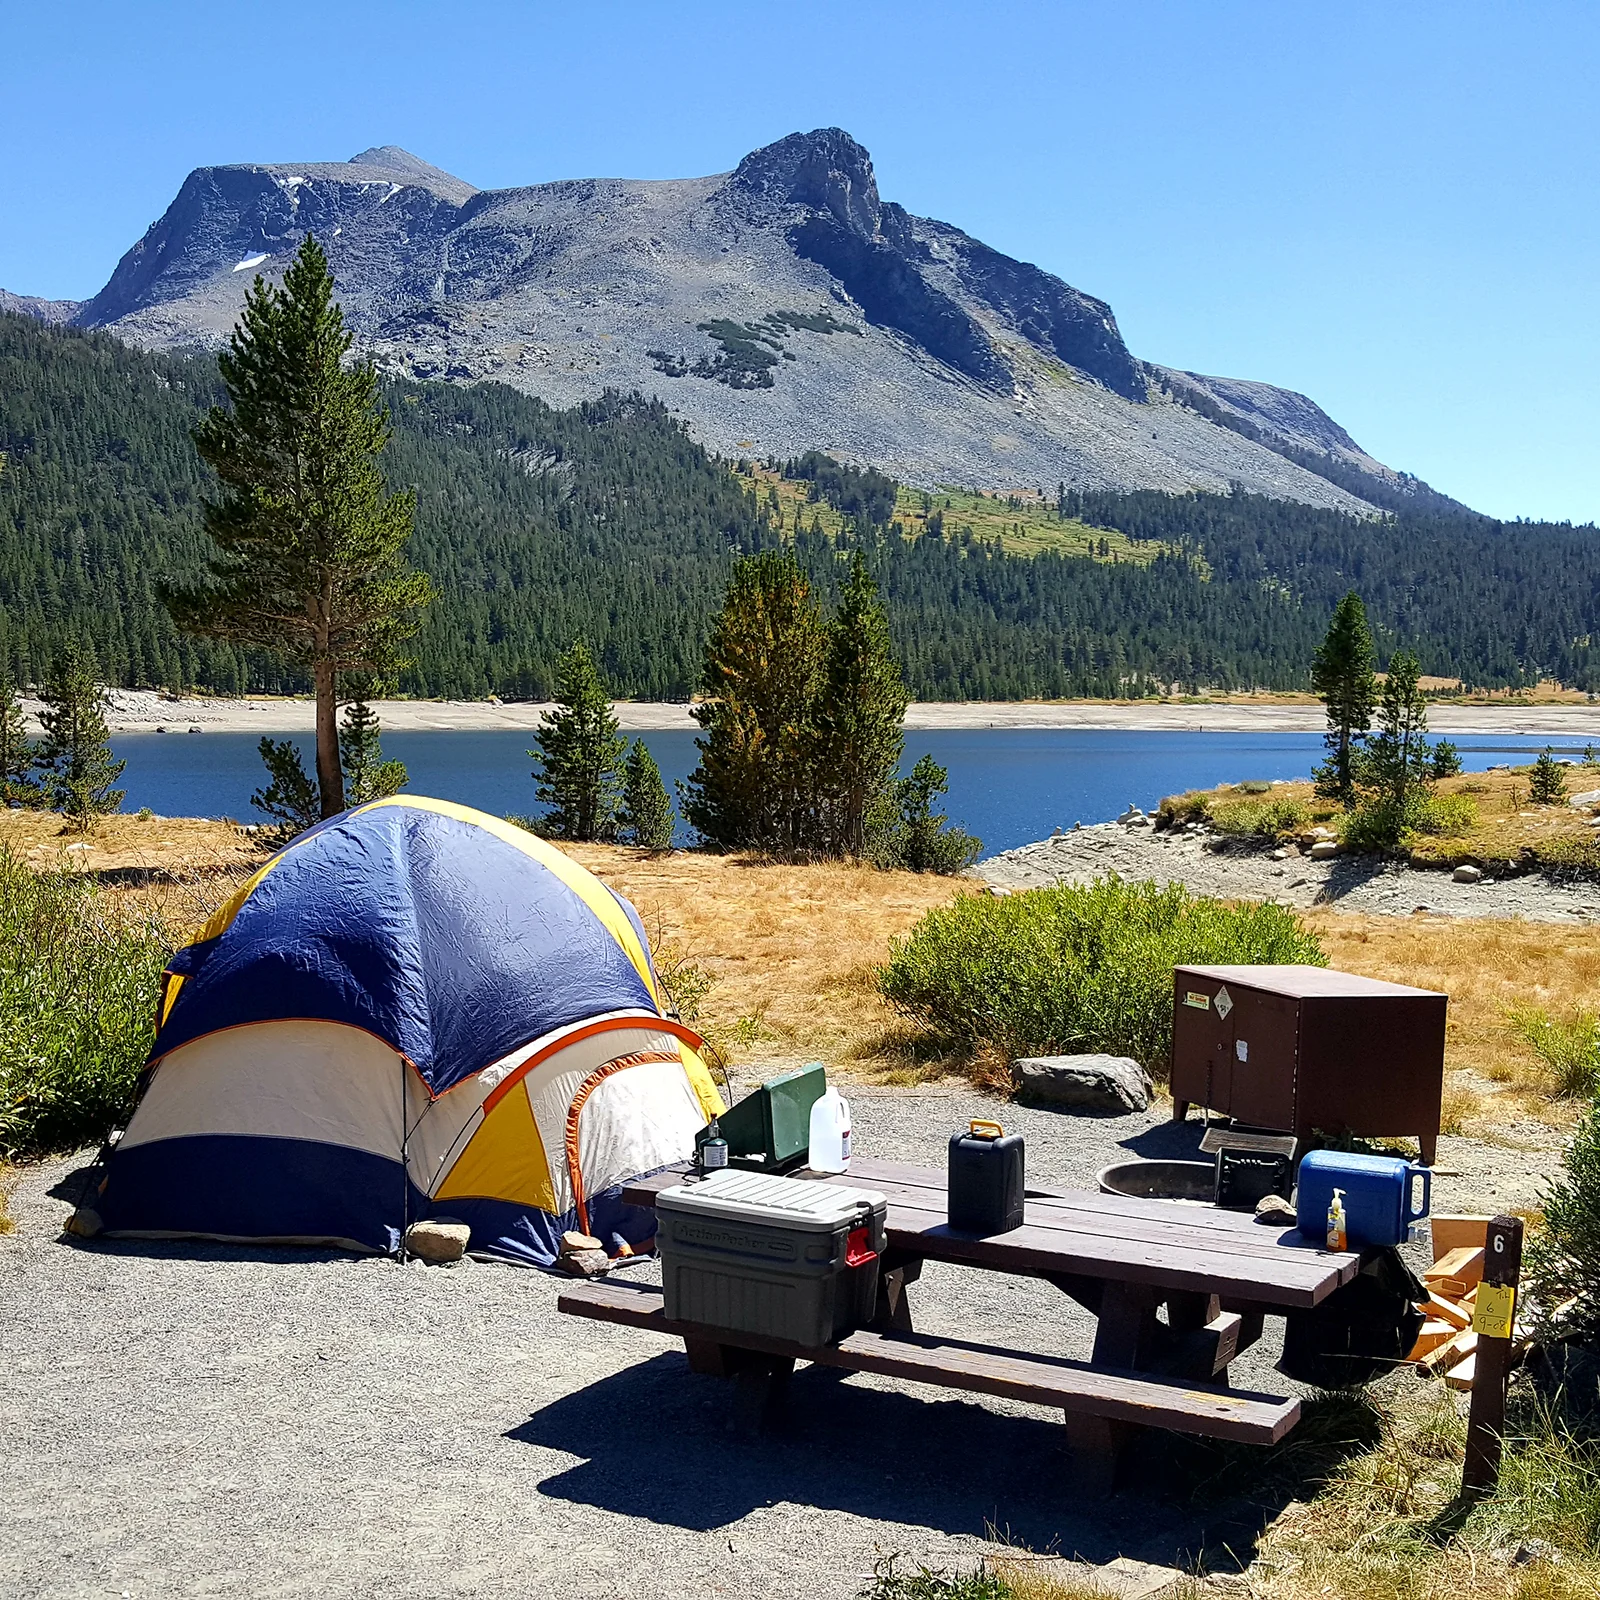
left=808, top=1086, right=851, bottom=1173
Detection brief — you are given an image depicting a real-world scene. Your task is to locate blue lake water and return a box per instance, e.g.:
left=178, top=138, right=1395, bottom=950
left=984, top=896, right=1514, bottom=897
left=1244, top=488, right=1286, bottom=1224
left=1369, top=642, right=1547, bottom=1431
left=108, top=727, right=1573, bottom=858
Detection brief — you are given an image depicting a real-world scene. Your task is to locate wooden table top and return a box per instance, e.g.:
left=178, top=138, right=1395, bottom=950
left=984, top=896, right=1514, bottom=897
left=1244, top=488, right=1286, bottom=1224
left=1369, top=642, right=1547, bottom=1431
left=623, top=1155, right=1361, bottom=1311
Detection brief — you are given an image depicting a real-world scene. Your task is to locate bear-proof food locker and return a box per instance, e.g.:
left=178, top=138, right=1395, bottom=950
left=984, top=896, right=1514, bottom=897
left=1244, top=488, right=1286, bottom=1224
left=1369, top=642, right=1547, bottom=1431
left=1170, top=965, right=1447, bottom=1165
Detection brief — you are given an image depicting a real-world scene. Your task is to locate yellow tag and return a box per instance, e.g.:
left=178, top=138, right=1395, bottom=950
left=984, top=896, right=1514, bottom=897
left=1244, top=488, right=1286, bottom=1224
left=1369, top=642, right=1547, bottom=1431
left=1184, top=991, right=1211, bottom=1010
left=1472, top=1283, right=1516, bottom=1340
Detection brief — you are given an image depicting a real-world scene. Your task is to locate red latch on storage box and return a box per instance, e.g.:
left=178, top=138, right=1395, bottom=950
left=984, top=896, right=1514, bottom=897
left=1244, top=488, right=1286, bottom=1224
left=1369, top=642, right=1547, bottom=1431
left=844, top=1224, right=877, bottom=1267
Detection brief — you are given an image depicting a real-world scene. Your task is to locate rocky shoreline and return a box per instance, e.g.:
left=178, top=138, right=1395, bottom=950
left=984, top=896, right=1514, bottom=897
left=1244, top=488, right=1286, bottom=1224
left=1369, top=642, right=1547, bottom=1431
left=978, top=815, right=1600, bottom=923
left=25, top=686, right=1600, bottom=738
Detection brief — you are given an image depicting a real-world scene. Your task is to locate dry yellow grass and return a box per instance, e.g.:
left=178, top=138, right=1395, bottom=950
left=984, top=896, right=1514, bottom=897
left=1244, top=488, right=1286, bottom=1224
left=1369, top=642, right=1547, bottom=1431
left=1307, top=908, right=1600, bottom=1120
left=559, top=844, right=970, bottom=1069
left=6, top=807, right=1596, bottom=1112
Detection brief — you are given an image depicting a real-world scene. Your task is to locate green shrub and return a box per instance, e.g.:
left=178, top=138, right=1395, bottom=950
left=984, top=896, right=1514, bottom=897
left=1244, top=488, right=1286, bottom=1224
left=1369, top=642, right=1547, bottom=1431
left=1209, top=795, right=1309, bottom=838
left=862, top=1559, right=1010, bottom=1600
left=0, top=849, right=173, bottom=1159
left=1411, top=792, right=1479, bottom=837
left=1339, top=795, right=1423, bottom=852
left=1509, top=1006, right=1600, bottom=1099
left=877, top=876, right=1325, bottom=1074
left=1541, top=834, right=1600, bottom=882
left=1531, top=749, right=1571, bottom=806
left=1527, top=1092, right=1600, bottom=1340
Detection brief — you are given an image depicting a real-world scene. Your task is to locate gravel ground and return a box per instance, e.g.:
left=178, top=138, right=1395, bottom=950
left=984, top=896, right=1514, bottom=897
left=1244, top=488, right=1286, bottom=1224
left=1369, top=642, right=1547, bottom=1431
left=1, top=1085, right=1560, bottom=1600
left=980, top=820, right=1600, bottom=924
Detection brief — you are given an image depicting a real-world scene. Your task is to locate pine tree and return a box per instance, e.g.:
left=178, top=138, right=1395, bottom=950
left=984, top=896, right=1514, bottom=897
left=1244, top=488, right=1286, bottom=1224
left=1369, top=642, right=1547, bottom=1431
left=873, top=754, right=982, bottom=874
left=250, top=738, right=321, bottom=836
left=682, top=550, right=826, bottom=851
left=810, top=553, right=907, bottom=856
left=1530, top=748, right=1570, bottom=806
left=339, top=697, right=407, bottom=804
left=530, top=641, right=625, bottom=840
left=1348, top=650, right=1435, bottom=845
left=165, top=234, right=432, bottom=819
left=620, top=739, right=675, bottom=849
left=34, top=645, right=126, bottom=829
left=1311, top=591, right=1377, bottom=803
left=0, top=676, right=40, bottom=805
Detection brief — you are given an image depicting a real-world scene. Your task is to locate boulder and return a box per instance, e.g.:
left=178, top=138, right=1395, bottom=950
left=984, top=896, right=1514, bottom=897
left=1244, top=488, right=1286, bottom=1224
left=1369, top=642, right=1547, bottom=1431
left=1309, top=841, right=1339, bottom=860
left=1570, top=788, right=1600, bottom=811
left=1452, top=864, right=1483, bottom=883
left=1013, top=1054, right=1153, bottom=1113
left=405, top=1219, right=470, bottom=1263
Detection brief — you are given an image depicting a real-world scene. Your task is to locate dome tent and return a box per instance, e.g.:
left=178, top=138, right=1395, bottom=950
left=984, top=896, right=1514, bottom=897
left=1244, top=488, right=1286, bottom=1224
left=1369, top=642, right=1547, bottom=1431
left=93, top=797, right=723, bottom=1265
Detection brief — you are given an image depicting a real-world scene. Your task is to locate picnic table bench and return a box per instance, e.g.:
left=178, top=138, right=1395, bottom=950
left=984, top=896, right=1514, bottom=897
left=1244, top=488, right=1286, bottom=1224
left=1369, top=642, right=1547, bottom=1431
left=559, top=1155, right=1361, bottom=1491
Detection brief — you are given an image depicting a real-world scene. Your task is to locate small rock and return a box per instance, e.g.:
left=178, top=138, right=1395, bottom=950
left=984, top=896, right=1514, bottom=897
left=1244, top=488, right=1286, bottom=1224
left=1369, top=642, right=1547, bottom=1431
left=64, top=1207, right=103, bottom=1238
left=1309, top=841, right=1339, bottom=860
left=986, top=883, right=1011, bottom=897
left=560, top=1230, right=604, bottom=1254
left=188, top=725, right=203, bottom=734
left=405, top=1219, right=470, bottom=1262
left=1452, top=864, right=1483, bottom=883
left=1505, top=1539, right=1563, bottom=1567
left=1254, top=1194, right=1297, bottom=1226
left=557, top=1248, right=612, bottom=1278
left=65, top=842, right=92, bottom=852
left=1270, top=848, right=1288, bottom=861
left=1013, top=1054, right=1153, bottom=1114
left=1050, top=826, right=1063, bottom=838
left=1073, top=820, right=1083, bottom=830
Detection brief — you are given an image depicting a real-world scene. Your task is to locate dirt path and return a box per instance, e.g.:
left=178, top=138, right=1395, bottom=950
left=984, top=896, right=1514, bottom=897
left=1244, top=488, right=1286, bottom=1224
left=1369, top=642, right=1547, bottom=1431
left=979, top=821, right=1600, bottom=923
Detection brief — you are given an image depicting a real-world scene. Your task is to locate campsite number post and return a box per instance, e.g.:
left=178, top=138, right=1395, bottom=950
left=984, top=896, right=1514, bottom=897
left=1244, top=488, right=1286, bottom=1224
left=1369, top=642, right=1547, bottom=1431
left=1462, top=1213, right=1523, bottom=1498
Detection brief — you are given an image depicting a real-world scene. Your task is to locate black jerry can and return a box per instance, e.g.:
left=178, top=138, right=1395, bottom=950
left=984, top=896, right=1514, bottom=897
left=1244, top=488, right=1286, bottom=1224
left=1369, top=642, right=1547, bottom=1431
left=947, top=1120, right=1025, bottom=1235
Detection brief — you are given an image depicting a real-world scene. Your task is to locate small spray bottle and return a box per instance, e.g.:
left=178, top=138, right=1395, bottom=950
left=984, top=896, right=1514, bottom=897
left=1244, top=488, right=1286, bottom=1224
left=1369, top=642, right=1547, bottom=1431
left=1325, top=1186, right=1348, bottom=1252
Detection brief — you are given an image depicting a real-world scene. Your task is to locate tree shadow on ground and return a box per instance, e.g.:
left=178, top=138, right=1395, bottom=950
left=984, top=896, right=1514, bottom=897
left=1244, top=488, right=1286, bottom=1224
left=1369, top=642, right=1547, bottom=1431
left=507, top=1349, right=1377, bottom=1571
left=1115, top=1120, right=1211, bottom=1160
left=1313, top=855, right=1409, bottom=905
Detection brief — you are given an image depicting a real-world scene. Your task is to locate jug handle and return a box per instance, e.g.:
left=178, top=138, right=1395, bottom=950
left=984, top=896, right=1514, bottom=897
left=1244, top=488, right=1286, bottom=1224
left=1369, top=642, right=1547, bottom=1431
left=1407, top=1163, right=1432, bottom=1222
left=969, top=1120, right=1005, bottom=1140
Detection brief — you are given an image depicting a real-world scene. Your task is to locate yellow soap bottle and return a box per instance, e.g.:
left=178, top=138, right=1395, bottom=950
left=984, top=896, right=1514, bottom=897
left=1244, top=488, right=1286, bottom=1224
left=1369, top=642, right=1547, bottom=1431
left=1326, top=1186, right=1348, bottom=1252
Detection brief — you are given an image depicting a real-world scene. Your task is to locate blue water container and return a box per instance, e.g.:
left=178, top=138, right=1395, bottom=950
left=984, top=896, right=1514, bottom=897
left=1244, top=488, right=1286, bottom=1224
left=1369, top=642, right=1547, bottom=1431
left=1295, top=1150, right=1431, bottom=1248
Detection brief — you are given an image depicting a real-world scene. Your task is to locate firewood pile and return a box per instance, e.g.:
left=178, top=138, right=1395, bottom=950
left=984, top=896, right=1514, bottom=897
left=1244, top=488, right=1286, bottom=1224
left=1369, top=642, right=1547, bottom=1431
left=1408, top=1213, right=1531, bottom=1390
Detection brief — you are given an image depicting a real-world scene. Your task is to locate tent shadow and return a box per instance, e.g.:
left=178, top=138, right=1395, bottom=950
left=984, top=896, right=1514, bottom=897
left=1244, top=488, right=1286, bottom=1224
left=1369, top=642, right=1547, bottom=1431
left=508, top=1349, right=1291, bottom=1569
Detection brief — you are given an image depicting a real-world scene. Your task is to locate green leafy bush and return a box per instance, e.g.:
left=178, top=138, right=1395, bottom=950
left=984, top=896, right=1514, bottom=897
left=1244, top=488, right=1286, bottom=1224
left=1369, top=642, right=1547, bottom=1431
left=877, top=876, right=1325, bottom=1073
left=1411, top=792, right=1479, bottom=837
left=1209, top=795, right=1309, bottom=838
left=0, top=850, right=172, bottom=1159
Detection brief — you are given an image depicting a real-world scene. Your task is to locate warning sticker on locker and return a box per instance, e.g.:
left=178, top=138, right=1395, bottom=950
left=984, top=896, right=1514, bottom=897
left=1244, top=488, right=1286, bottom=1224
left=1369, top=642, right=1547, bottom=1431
left=1215, top=986, right=1234, bottom=1020
left=1472, top=1283, right=1516, bottom=1340
left=1184, top=992, right=1211, bottom=1010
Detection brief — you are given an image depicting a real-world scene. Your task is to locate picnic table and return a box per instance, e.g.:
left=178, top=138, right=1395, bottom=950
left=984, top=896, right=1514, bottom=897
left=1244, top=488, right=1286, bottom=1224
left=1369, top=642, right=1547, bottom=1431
left=558, top=1155, right=1362, bottom=1491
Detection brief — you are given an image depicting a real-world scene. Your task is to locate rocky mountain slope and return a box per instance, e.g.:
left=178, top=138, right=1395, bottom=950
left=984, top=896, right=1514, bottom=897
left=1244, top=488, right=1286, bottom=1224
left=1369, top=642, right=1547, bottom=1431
left=9, top=131, right=1464, bottom=513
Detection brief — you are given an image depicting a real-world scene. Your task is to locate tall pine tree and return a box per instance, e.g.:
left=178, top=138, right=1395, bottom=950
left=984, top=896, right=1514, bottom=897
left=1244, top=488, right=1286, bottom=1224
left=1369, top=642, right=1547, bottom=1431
left=35, top=645, right=125, bottom=829
left=1311, top=591, right=1377, bottom=803
left=530, top=641, right=625, bottom=840
left=682, top=550, right=826, bottom=851
left=1353, top=649, right=1436, bottom=839
left=810, top=553, right=907, bottom=856
left=166, top=235, right=432, bottom=818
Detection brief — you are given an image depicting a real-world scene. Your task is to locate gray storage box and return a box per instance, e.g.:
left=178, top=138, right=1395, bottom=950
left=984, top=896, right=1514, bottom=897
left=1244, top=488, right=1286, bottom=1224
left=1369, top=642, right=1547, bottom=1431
left=656, top=1170, right=888, bottom=1347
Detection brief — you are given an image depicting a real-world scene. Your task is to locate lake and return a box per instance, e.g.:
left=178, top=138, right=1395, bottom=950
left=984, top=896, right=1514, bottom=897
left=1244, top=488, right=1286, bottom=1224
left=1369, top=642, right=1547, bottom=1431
left=108, top=727, right=1570, bottom=858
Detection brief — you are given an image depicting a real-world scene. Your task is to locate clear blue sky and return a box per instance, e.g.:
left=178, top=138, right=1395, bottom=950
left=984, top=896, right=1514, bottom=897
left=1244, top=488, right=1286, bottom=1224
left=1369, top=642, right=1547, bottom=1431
left=3, top=1, right=1596, bottom=522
